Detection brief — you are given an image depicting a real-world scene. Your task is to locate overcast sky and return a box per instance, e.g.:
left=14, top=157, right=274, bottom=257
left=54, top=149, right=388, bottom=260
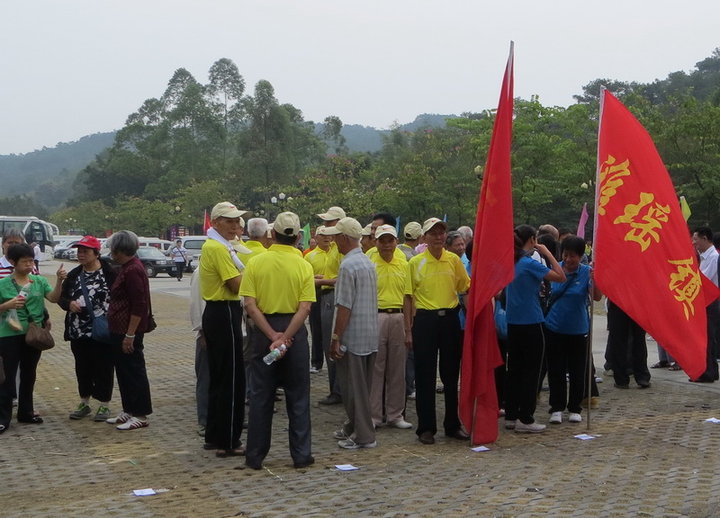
left=1, top=0, right=718, bottom=155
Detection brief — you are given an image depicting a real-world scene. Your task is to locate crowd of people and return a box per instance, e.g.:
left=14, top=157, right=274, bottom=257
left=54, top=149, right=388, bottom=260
left=3, top=202, right=718, bottom=474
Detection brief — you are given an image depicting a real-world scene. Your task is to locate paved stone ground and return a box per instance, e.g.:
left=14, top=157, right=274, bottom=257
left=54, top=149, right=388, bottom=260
left=3, top=263, right=720, bottom=517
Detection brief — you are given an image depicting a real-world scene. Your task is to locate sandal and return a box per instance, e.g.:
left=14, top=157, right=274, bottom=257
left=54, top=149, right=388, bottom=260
left=668, top=363, right=682, bottom=371
left=216, top=447, right=245, bottom=458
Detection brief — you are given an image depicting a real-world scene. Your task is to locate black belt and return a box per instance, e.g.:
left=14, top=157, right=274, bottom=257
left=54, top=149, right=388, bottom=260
left=378, top=308, right=402, bottom=314
left=264, top=313, right=295, bottom=317
left=320, top=289, right=335, bottom=296
left=416, top=307, right=458, bottom=317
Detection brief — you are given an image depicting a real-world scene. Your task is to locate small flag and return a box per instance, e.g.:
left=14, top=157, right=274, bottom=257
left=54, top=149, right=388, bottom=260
left=203, top=209, right=211, bottom=233
left=577, top=203, right=589, bottom=238
left=302, top=223, right=311, bottom=249
left=680, top=196, right=691, bottom=222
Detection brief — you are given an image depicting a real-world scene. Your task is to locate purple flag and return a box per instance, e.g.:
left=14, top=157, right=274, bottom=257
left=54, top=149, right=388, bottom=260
left=577, top=202, right=588, bottom=238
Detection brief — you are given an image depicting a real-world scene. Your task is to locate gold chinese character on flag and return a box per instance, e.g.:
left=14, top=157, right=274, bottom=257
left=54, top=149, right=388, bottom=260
left=598, top=155, right=631, bottom=216
left=613, top=192, right=671, bottom=251
left=668, top=258, right=702, bottom=319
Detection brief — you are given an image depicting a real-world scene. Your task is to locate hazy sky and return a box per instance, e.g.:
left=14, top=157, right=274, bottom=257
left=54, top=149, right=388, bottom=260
left=1, top=0, right=718, bottom=155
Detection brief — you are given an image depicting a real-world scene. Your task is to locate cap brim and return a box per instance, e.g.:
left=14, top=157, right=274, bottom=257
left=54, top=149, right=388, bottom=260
left=376, top=231, right=397, bottom=239
left=323, top=226, right=342, bottom=235
left=424, top=221, right=447, bottom=234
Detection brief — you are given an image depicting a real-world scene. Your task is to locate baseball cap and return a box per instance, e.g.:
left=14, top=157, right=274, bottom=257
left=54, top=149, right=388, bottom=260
left=361, top=224, right=373, bottom=237
left=404, top=221, right=422, bottom=240
left=315, top=225, right=332, bottom=236
left=316, top=206, right=346, bottom=221
left=229, top=239, right=252, bottom=255
left=273, top=212, right=301, bottom=237
left=211, top=201, right=249, bottom=220
left=422, top=217, right=448, bottom=235
left=71, top=236, right=102, bottom=251
left=323, top=217, right=363, bottom=239
left=375, top=224, right=397, bottom=239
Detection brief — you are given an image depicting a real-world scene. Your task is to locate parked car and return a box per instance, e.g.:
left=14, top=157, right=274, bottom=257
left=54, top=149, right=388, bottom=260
left=136, top=246, right=176, bottom=277
left=54, top=239, right=80, bottom=258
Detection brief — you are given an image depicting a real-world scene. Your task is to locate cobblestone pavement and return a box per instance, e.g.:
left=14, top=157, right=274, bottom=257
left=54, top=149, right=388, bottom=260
left=3, top=264, right=720, bottom=517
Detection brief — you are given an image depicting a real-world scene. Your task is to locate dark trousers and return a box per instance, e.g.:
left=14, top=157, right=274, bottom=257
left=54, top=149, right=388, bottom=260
left=203, top=300, right=244, bottom=450
left=174, top=262, right=184, bottom=280
left=545, top=329, right=586, bottom=414
left=246, top=314, right=312, bottom=466
left=309, top=294, right=324, bottom=370
left=412, top=309, right=462, bottom=436
left=495, top=338, right=507, bottom=409
left=195, top=335, right=209, bottom=427
left=606, top=301, right=650, bottom=386
left=0, top=334, right=41, bottom=426
left=71, top=337, right=114, bottom=402
left=505, top=323, right=545, bottom=424
left=320, top=290, right=340, bottom=397
left=701, top=301, right=720, bottom=381
left=113, top=334, right=152, bottom=416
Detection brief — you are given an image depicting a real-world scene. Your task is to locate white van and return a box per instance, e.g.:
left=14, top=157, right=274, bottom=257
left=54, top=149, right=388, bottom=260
left=176, top=235, right=208, bottom=270
left=137, top=237, right=174, bottom=254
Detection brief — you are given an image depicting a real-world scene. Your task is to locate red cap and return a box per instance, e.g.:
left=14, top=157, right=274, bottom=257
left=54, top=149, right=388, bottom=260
left=71, top=236, right=102, bottom=251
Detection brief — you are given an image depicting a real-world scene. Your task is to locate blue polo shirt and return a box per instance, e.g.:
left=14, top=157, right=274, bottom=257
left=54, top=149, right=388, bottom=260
left=506, top=256, right=549, bottom=325
left=544, top=263, right=592, bottom=335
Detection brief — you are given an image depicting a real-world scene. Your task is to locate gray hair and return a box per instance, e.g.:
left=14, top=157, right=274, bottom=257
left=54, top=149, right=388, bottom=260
left=2, top=228, right=26, bottom=244
left=457, top=225, right=473, bottom=243
left=246, top=218, right=269, bottom=239
left=108, top=230, right=140, bottom=257
left=445, top=231, right=463, bottom=248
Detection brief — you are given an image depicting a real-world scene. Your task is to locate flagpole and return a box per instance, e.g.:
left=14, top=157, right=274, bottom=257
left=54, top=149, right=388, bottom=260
left=586, top=87, right=606, bottom=431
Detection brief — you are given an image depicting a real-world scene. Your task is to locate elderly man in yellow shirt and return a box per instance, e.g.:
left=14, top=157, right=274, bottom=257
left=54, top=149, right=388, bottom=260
left=241, top=212, right=316, bottom=470
left=368, top=225, right=414, bottom=430
left=408, top=217, right=471, bottom=445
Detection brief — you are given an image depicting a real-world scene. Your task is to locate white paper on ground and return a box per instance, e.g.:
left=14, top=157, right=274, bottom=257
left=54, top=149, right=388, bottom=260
left=704, top=417, right=720, bottom=423
left=335, top=464, right=359, bottom=471
left=133, top=488, right=156, bottom=496
left=471, top=446, right=490, bottom=452
left=574, top=434, right=596, bottom=440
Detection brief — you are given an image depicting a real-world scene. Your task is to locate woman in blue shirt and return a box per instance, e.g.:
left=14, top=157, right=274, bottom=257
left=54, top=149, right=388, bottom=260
left=505, top=225, right=565, bottom=433
left=544, top=236, right=602, bottom=425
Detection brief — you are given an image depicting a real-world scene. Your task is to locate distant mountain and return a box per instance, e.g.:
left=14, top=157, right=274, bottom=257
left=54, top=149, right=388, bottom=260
left=0, top=132, right=116, bottom=209
left=316, top=113, right=456, bottom=153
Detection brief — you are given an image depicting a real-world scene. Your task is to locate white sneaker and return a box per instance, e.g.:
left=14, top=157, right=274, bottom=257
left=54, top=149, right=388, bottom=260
left=116, top=416, right=148, bottom=430
left=407, top=391, right=416, bottom=400
left=106, top=411, right=131, bottom=424
left=515, top=421, right=546, bottom=433
left=568, top=412, right=582, bottom=423
left=338, top=438, right=377, bottom=449
left=388, top=418, right=413, bottom=429
left=549, top=411, right=563, bottom=424
left=333, top=428, right=349, bottom=440
left=504, top=419, right=516, bottom=430
left=309, top=366, right=319, bottom=374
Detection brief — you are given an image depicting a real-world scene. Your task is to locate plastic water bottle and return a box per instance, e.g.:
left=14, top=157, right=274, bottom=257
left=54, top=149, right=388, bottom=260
left=6, top=282, right=32, bottom=331
left=263, top=344, right=287, bottom=365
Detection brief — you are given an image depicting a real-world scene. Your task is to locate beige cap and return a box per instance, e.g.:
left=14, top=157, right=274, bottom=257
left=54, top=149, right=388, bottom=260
left=422, top=217, right=448, bottom=235
left=323, top=217, right=363, bottom=239
left=273, top=212, right=301, bottom=237
left=211, top=201, right=249, bottom=220
left=375, top=224, right=397, bottom=239
left=404, top=221, right=422, bottom=240
left=317, top=206, right=346, bottom=221
left=361, top=223, right=373, bottom=237
left=229, top=239, right=252, bottom=254
left=315, top=225, right=331, bottom=236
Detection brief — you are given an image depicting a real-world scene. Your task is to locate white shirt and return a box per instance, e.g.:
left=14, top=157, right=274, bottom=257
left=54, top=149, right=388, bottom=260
left=699, top=246, right=719, bottom=287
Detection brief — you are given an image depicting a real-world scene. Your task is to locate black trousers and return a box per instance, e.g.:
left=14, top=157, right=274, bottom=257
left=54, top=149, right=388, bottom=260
left=700, top=301, right=720, bottom=381
left=606, top=301, right=650, bottom=386
left=320, top=290, right=340, bottom=397
left=309, top=291, right=323, bottom=369
left=505, top=323, right=545, bottom=424
left=203, top=300, right=244, bottom=450
left=545, top=328, right=586, bottom=414
left=173, top=262, right=184, bottom=280
left=412, top=308, right=462, bottom=436
left=0, top=334, right=41, bottom=427
left=71, top=337, right=114, bottom=402
left=246, top=314, right=312, bottom=466
left=113, top=334, right=152, bottom=416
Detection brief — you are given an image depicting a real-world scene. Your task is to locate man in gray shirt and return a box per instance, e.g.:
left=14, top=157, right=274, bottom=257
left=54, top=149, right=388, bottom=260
left=327, top=217, right=379, bottom=449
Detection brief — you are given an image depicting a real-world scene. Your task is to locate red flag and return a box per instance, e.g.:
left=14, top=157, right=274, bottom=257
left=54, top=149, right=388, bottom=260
left=203, top=209, right=211, bottom=234
left=595, top=90, right=708, bottom=379
left=459, top=43, right=515, bottom=445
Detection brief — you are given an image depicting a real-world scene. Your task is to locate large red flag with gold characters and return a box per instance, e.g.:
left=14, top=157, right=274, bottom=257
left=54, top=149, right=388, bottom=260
left=594, top=90, right=709, bottom=379
left=459, top=43, right=514, bottom=445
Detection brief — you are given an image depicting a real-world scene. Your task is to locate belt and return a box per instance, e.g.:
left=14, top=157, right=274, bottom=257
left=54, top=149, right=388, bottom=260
left=416, top=307, right=458, bottom=317
left=378, top=308, right=402, bottom=314
left=320, top=289, right=335, bottom=296
left=264, top=313, right=295, bottom=317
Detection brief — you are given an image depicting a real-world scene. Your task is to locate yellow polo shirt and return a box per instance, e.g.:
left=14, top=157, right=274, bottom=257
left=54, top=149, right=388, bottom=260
left=305, top=246, right=330, bottom=276
left=408, top=248, right=470, bottom=310
left=242, top=240, right=267, bottom=264
left=199, top=239, right=242, bottom=301
left=322, top=241, right=342, bottom=290
left=366, top=246, right=407, bottom=262
left=240, top=244, right=316, bottom=314
left=369, top=250, right=412, bottom=309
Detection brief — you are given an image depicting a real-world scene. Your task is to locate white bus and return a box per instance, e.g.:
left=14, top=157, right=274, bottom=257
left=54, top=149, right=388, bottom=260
left=0, top=216, right=57, bottom=255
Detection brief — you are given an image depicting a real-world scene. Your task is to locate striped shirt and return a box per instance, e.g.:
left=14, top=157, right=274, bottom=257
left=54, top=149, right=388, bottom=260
left=334, top=247, right=378, bottom=356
